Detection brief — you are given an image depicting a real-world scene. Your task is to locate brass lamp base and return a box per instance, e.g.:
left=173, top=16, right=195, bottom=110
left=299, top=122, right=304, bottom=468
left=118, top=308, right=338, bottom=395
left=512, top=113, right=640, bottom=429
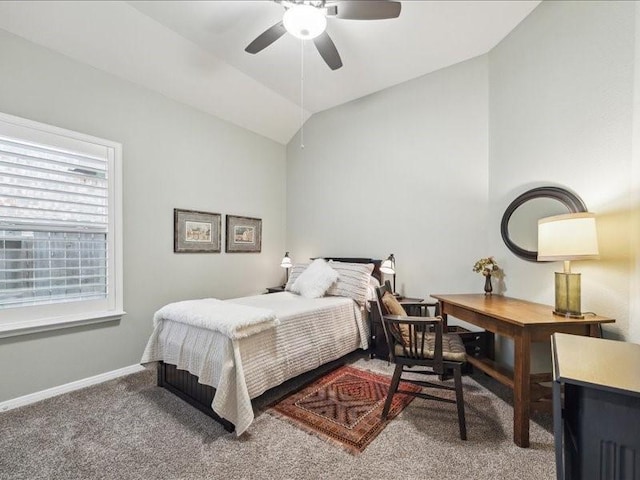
left=553, top=272, right=583, bottom=318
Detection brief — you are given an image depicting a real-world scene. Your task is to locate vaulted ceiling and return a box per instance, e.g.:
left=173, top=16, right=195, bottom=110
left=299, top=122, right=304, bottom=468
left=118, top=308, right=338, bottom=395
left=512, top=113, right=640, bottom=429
left=0, top=1, right=540, bottom=144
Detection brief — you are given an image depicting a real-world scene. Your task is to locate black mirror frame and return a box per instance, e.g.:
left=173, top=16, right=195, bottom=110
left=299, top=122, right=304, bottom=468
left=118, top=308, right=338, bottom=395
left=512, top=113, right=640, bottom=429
left=500, top=186, right=587, bottom=262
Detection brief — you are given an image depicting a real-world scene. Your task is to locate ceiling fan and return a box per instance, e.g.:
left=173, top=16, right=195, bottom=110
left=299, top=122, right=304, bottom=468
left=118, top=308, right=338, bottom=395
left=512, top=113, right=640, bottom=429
left=245, top=1, right=402, bottom=71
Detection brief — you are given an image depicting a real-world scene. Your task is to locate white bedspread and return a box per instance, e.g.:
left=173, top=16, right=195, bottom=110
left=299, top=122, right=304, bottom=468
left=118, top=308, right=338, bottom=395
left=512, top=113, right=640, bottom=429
left=141, top=292, right=368, bottom=436
left=153, top=298, right=278, bottom=339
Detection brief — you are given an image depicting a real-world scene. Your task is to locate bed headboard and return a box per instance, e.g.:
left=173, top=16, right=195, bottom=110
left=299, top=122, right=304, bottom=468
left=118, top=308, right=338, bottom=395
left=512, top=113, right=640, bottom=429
left=316, top=257, right=383, bottom=284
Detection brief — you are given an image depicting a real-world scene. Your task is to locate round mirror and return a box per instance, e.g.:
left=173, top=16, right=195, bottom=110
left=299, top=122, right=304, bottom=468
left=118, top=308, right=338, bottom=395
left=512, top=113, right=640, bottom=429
left=501, top=187, right=587, bottom=262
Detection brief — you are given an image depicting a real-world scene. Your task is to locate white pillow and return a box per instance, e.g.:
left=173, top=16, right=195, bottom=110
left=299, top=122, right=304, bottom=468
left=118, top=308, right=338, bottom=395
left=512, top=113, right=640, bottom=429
left=291, top=259, right=339, bottom=298
left=284, top=263, right=309, bottom=292
left=325, top=262, right=374, bottom=305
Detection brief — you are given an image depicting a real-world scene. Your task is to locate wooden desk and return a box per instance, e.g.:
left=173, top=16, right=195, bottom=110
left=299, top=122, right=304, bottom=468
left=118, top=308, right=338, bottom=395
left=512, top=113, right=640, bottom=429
left=431, top=294, right=615, bottom=448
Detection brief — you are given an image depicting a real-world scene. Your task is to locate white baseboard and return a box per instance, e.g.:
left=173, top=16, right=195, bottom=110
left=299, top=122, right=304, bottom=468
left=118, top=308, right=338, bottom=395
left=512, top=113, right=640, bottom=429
left=0, top=364, right=146, bottom=413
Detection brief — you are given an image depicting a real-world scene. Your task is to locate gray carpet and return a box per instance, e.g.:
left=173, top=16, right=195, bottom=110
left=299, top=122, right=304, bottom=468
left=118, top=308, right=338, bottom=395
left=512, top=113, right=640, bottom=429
left=0, top=355, right=556, bottom=480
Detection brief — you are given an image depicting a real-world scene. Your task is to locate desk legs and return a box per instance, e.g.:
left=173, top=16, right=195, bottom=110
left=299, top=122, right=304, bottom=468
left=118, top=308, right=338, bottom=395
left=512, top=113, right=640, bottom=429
left=589, top=324, right=603, bottom=338
left=513, top=331, right=532, bottom=448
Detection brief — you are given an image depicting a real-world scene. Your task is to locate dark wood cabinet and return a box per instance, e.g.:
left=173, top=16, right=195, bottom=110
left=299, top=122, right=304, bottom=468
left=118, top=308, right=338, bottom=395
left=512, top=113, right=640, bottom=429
left=447, top=326, right=490, bottom=374
left=265, top=286, right=285, bottom=294
left=552, top=333, right=640, bottom=480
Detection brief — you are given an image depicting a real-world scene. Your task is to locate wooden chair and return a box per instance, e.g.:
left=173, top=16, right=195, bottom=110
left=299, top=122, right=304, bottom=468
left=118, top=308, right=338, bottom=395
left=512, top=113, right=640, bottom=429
left=374, top=285, right=468, bottom=440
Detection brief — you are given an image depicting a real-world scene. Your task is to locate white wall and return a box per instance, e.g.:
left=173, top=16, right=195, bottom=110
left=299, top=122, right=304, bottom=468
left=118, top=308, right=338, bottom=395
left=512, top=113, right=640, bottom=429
left=489, top=0, right=636, bottom=346
left=0, top=29, right=286, bottom=402
left=287, top=1, right=639, bottom=370
left=286, top=56, right=490, bottom=301
left=631, top=2, right=640, bottom=344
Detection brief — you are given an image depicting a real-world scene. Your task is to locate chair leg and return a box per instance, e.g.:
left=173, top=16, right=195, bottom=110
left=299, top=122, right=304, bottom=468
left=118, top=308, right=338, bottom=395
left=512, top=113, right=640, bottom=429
left=453, top=364, right=467, bottom=440
left=381, top=364, right=403, bottom=420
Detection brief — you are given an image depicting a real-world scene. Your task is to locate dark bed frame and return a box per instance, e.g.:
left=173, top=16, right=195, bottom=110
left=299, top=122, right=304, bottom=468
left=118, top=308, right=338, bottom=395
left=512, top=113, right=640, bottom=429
left=156, top=257, right=382, bottom=432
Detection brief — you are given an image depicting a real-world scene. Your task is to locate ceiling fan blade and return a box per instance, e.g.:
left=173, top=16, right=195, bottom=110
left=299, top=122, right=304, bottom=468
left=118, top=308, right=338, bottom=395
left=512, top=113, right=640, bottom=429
left=313, top=31, right=343, bottom=70
left=245, top=21, right=287, bottom=54
left=330, top=1, right=401, bottom=20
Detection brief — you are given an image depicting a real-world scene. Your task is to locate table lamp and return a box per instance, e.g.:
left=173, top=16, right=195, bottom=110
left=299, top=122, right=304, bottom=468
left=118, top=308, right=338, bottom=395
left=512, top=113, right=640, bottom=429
left=380, top=253, right=397, bottom=294
left=280, top=252, right=292, bottom=285
left=537, top=213, right=599, bottom=318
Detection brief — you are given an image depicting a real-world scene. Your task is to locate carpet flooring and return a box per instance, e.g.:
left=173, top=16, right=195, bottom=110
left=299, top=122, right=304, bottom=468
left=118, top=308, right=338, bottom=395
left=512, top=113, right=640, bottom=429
left=0, top=354, right=556, bottom=480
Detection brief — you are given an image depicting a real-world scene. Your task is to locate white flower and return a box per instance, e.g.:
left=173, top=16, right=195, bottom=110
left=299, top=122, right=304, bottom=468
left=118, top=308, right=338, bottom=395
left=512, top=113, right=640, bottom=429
left=473, top=257, right=500, bottom=277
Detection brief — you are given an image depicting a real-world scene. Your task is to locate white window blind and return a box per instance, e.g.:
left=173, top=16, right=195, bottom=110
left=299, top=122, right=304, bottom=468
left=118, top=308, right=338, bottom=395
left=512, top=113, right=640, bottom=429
left=0, top=117, right=114, bottom=312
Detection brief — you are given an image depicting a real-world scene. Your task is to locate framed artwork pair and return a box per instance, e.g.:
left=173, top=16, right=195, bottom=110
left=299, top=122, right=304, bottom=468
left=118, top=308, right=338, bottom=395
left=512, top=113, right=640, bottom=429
left=173, top=208, right=262, bottom=253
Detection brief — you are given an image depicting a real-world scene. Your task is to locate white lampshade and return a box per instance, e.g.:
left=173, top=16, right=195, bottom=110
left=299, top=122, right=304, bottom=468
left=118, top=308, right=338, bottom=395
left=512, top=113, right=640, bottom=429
left=538, top=213, right=599, bottom=261
left=380, top=254, right=396, bottom=274
left=283, top=4, right=327, bottom=40
left=280, top=252, right=292, bottom=269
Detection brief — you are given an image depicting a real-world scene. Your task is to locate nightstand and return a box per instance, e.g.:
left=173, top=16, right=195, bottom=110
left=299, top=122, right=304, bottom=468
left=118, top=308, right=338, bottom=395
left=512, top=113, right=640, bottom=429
left=265, top=286, right=285, bottom=294
left=368, top=296, right=437, bottom=360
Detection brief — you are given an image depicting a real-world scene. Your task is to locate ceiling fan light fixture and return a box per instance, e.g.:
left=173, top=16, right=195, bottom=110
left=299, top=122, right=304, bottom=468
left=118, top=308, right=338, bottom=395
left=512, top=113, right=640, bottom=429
left=283, top=4, right=327, bottom=40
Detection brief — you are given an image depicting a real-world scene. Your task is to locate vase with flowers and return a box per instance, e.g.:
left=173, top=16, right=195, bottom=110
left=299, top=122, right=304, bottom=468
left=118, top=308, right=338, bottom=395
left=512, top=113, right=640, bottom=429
left=473, top=257, right=501, bottom=295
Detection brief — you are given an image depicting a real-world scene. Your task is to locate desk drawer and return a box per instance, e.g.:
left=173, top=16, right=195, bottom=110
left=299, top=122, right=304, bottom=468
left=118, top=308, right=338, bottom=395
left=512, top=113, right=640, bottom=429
left=448, top=326, right=490, bottom=370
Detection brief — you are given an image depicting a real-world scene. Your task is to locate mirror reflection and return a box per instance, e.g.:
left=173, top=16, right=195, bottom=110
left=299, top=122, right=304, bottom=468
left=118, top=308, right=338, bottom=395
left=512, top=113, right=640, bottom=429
left=501, top=186, right=587, bottom=262
left=508, top=198, right=572, bottom=251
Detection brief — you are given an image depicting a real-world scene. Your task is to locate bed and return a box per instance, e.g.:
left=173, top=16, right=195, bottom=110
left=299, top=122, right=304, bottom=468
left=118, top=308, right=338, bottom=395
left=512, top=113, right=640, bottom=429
left=141, top=257, right=381, bottom=435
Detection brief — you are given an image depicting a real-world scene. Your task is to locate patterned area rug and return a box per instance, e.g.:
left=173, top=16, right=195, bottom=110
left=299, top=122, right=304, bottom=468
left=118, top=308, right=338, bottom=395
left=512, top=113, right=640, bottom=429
left=269, top=365, right=421, bottom=454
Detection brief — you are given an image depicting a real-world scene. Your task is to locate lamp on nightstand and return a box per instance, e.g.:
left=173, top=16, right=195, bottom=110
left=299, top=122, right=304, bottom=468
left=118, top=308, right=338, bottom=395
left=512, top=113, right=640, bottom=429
left=280, top=252, right=292, bottom=285
left=537, top=213, right=599, bottom=318
left=380, top=253, right=397, bottom=294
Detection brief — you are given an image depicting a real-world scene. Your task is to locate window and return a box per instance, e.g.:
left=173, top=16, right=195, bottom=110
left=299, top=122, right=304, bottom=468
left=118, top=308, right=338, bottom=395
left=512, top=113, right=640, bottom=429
left=0, top=112, right=123, bottom=337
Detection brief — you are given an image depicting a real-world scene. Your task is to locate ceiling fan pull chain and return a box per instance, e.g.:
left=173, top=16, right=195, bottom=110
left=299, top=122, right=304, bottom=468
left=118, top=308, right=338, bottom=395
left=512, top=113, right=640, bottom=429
left=300, top=38, right=305, bottom=149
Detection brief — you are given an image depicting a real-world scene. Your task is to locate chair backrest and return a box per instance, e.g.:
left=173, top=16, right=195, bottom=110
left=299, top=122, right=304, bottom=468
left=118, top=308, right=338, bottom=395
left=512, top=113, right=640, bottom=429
left=375, top=285, right=445, bottom=372
left=374, top=284, right=393, bottom=359
left=374, top=284, right=391, bottom=328
left=374, top=285, right=408, bottom=363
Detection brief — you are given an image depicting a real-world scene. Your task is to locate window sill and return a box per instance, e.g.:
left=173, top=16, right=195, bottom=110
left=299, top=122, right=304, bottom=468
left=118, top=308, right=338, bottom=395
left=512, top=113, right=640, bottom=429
left=0, top=310, right=127, bottom=339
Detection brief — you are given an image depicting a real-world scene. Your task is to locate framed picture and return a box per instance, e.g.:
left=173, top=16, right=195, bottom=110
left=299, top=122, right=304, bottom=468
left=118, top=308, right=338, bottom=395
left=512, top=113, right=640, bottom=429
left=226, top=215, right=262, bottom=253
left=174, top=208, right=221, bottom=253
